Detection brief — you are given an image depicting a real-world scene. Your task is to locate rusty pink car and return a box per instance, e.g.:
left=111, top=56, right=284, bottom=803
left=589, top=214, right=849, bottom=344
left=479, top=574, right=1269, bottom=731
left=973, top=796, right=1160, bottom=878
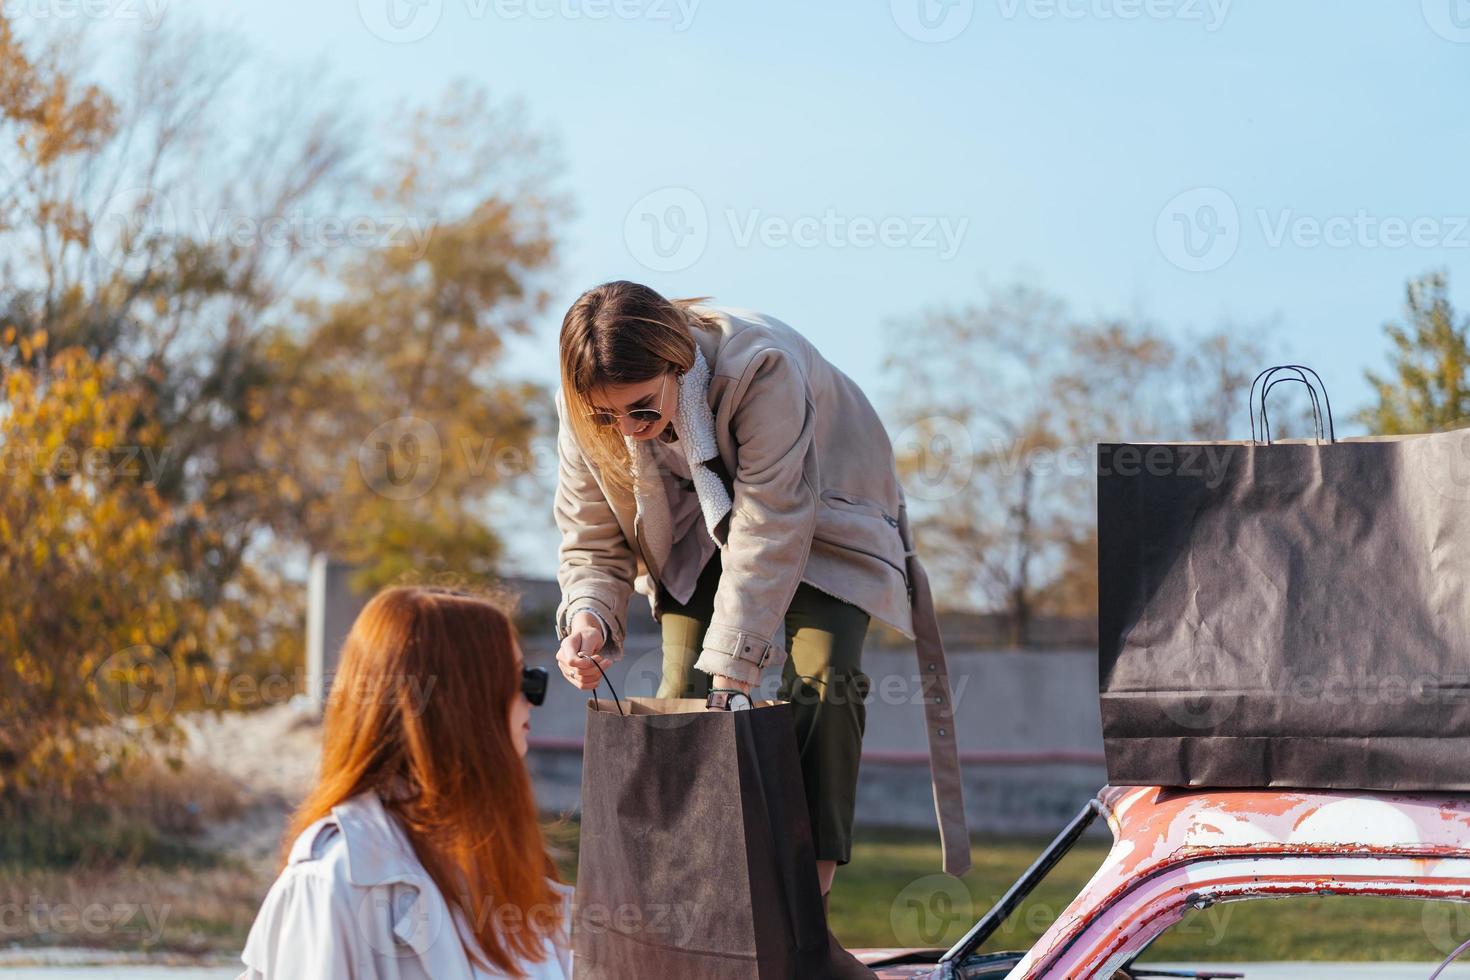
left=854, top=785, right=1470, bottom=979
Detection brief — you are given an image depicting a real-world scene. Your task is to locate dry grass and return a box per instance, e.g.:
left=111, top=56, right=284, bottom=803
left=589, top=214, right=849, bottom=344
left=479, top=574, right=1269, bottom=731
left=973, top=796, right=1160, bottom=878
left=0, top=863, right=269, bottom=954
left=0, top=720, right=286, bottom=956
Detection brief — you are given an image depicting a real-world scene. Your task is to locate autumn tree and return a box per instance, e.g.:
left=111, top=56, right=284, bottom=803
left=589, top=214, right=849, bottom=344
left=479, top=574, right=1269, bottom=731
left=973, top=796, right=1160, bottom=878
left=0, top=11, right=565, bottom=790
left=883, top=282, right=1263, bottom=644
left=0, top=336, right=197, bottom=793
left=1362, top=271, right=1470, bottom=435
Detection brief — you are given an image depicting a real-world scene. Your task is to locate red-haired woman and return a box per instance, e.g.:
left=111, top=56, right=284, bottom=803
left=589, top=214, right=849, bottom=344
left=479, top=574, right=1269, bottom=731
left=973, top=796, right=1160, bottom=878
left=238, top=586, right=570, bottom=979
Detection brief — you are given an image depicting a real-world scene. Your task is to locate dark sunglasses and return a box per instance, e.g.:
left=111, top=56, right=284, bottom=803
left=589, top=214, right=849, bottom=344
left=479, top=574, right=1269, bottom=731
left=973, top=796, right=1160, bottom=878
left=586, top=373, right=672, bottom=428
left=521, top=665, right=548, bottom=706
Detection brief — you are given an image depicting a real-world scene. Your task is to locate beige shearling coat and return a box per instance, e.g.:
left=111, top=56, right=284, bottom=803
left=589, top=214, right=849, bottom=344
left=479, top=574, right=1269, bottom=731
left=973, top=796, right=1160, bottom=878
left=552, top=304, right=971, bottom=875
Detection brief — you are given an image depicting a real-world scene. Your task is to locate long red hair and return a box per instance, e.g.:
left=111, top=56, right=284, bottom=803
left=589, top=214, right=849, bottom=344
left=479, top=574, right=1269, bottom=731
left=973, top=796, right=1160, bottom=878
left=283, top=585, right=563, bottom=975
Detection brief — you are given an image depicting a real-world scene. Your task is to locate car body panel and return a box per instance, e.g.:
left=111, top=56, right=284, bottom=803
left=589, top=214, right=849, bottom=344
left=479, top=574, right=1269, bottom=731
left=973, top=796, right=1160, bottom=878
left=860, top=785, right=1470, bottom=980
left=1009, top=785, right=1470, bottom=978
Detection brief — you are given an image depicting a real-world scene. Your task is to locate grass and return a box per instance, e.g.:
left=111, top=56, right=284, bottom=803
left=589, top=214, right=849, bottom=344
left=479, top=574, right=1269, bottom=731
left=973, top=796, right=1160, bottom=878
left=825, top=824, right=1465, bottom=962
left=4, top=807, right=1462, bottom=962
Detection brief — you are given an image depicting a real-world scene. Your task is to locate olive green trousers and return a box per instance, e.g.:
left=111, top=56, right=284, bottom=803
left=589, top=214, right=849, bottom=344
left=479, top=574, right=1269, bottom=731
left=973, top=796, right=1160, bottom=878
left=655, top=551, right=871, bottom=864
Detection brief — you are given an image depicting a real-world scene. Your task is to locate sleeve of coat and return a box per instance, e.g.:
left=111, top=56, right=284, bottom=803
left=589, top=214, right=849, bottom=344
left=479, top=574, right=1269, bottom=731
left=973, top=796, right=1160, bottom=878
left=552, top=387, right=636, bottom=659
left=238, top=869, right=365, bottom=979
left=693, top=349, right=818, bottom=687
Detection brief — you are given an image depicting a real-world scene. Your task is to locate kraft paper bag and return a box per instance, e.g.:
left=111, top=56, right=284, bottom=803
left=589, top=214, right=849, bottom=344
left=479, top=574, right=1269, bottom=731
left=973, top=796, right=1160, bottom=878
left=573, top=696, right=862, bottom=978
left=1098, top=412, right=1470, bottom=790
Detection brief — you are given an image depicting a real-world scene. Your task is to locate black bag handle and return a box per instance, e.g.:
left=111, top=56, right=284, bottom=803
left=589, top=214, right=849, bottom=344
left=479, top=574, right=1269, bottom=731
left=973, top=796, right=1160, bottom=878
left=582, top=653, right=625, bottom=716
left=1263, top=375, right=1324, bottom=444
left=1249, top=364, right=1336, bottom=445
left=1252, top=366, right=1322, bottom=443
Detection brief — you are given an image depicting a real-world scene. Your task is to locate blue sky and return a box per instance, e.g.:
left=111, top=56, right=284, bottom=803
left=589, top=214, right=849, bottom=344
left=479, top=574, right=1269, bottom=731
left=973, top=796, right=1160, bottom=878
left=89, top=0, right=1470, bottom=570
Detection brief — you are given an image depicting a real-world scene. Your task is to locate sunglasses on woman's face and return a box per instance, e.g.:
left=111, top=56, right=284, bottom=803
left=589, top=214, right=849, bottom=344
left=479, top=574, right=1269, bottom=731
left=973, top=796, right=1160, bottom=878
left=586, top=374, right=671, bottom=428
left=521, top=666, right=548, bottom=706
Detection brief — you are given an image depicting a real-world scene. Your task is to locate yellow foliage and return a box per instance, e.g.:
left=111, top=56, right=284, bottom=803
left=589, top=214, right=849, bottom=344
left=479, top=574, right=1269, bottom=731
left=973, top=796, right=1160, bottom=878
left=0, top=346, right=190, bottom=792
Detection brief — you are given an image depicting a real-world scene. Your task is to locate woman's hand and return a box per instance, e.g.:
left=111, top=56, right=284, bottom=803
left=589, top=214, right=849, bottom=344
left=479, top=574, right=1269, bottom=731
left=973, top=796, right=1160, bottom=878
left=556, top=611, right=609, bottom=691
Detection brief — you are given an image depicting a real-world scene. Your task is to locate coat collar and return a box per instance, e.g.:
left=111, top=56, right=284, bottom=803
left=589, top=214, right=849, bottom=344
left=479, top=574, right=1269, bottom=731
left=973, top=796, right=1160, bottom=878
left=688, top=304, right=723, bottom=369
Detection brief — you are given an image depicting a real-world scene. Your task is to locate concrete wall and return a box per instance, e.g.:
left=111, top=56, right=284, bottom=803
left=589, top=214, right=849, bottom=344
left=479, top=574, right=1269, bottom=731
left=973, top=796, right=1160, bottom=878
left=523, top=645, right=1108, bottom=837
left=308, top=558, right=1108, bottom=836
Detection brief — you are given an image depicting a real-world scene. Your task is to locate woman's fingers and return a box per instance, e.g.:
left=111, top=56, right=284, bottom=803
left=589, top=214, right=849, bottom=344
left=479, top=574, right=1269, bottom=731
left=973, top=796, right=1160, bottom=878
left=556, top=635, right=608, bottom=690
left=577, top=625, right=605, bottom=658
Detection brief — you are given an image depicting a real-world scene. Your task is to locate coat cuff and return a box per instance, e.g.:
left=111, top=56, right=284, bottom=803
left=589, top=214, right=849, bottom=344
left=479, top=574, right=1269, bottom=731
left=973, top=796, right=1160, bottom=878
left=692, top=625, right=787, bottom=688
left=556, top=594, right=624, bottom=658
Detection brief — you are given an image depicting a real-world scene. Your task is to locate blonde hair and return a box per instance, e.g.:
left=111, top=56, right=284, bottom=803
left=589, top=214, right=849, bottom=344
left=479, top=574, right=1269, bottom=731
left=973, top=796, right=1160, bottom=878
left=558, top=280, right=720, bottom=492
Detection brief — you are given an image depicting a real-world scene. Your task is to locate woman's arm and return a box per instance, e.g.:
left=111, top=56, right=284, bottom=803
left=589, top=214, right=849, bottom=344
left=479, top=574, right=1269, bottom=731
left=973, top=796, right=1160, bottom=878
left=552, top=387, right=637, bottom=659
left=693, top=348, right=818, bottom=689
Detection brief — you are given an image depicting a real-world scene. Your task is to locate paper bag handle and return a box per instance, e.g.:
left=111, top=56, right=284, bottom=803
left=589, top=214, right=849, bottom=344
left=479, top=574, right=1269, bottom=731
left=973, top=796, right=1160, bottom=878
left=581, top=653, right=625, bottom=716
left=1250, top=365, right=1336, bottom=445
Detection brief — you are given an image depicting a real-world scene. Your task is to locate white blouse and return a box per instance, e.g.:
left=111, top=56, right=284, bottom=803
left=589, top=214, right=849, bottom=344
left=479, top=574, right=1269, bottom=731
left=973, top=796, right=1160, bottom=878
left=238, top=791, right=573, bottom=980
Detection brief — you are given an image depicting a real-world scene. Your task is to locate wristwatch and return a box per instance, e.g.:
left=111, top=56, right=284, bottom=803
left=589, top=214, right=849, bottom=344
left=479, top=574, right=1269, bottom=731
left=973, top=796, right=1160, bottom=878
left=706, top=688, right=753, bottom=711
